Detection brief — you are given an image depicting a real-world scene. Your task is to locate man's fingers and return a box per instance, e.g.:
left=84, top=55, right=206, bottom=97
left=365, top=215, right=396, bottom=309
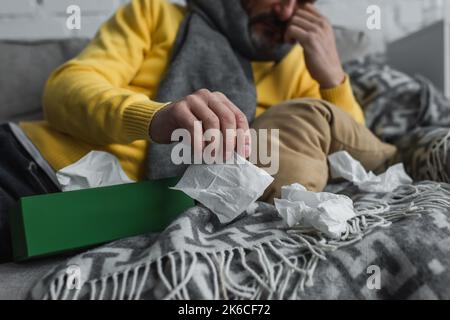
left=291, top=15, right=321, bottom=34
left=292, top=9, right=323, bottom=28
left=301, top=2, right=323, bottom=18
left=188, top=93, right=224, bottom=160
left=285, top=24, right=312, bottom=47
left=206, top=96, right=237, bottom=161
left=188, top=94, right=219, bottom=146
left=191, top=89, right=237, bottom=161
left=215, top=93, right=250, bottom=131
left=213, top=92, right=252, bottom=158
left=172, top=89, right=252, bottom=162
left=187, top=95, right=219, bottom=132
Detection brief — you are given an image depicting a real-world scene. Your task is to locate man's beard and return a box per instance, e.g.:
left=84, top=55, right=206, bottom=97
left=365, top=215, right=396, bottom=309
left=248, top=11, right=289, bottom=56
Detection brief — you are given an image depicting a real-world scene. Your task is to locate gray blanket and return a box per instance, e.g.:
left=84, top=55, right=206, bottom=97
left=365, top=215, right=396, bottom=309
left=29, top=182, right=450, bottom=300
left=30, top=58, right=450, bottom=300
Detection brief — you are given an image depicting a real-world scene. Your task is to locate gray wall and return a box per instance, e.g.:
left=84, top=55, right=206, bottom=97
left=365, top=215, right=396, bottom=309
left=0, top=0, right=123, bottom=39
left=317, top=0, right=445, bottom=42
left=0, top=0, right=445, bottom=48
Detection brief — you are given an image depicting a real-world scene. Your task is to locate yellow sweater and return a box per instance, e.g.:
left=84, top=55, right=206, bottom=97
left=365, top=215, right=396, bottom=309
left=20, top=0, right=365, bottom=181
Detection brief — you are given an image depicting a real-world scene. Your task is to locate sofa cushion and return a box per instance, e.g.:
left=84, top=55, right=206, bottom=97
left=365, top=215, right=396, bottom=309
left=334, top=27, right=385, bottom=63
left=0, top=256, right=67, bottom=300
left=0, top=39, right=89, bottom=123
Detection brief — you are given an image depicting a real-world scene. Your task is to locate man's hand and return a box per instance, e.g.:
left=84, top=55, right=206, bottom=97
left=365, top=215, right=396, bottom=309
left=149, top=89, right=251, bottom=161
left=285, top=3, right=345, bottom=89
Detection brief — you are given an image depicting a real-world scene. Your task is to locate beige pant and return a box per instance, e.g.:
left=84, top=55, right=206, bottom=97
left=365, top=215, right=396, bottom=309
left=251, top=99, right=398, bottom=203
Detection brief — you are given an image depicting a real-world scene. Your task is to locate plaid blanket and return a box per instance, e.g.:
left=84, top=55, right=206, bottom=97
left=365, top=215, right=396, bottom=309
left=30, top=58, right=450, bottom=300
left=345, top=57, right=450, bottom=183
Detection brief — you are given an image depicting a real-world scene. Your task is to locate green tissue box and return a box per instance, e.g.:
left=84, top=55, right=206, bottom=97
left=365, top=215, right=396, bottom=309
left=9, top=178, right=194, bottom=261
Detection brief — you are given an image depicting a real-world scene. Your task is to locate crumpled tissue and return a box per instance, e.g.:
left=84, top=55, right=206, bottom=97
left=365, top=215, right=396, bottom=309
left=328, top=151, right=412, bottom=193
left=56, top=151, right=135, bottom=192
left=275, top=183, right=355, bottom=239
left=172, top=153, right=274, bottom=224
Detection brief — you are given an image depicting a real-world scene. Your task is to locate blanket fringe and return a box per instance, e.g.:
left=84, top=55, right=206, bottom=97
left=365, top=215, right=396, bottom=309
left=42, top=182, right=450, bottom=300
left=426, top=130, right=450, bottom=183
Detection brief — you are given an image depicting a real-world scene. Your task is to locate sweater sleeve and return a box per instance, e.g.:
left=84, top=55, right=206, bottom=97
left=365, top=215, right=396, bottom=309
left=294, top=48, right=365, bottom=125
left=43, top=0, right=169, bottom=145
left=320, top=75, right=365, bottom=125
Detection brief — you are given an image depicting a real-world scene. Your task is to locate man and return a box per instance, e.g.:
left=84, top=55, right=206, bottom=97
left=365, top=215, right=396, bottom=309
left=0, top=0, right=397, bottom=261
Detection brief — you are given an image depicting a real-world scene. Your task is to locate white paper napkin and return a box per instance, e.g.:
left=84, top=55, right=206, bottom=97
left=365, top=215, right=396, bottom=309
left=56, top=151, right=134, bottom=192
left=328, top=151, right=412, bottom=193
left=172, top=153, right=274, bottom=224
left=275, top=183, right=355, bottom=239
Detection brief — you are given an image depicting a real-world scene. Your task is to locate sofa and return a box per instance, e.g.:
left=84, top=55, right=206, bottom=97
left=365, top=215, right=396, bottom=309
left=0, top=39, right=90, bottom=300
left=0, top=26, right=384, bottom=299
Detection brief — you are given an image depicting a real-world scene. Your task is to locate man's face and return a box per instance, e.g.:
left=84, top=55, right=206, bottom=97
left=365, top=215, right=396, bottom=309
left=242, top=0, right=313, bottom=49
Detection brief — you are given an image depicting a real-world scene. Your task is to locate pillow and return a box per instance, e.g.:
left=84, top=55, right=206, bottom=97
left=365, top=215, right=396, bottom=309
left=0, top=39, right=89, bottom=123
left=334, top=27, right=385, bottom=63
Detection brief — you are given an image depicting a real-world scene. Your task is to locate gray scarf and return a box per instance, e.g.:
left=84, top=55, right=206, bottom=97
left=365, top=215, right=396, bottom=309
left=147, top=0, right=292, bottom=180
